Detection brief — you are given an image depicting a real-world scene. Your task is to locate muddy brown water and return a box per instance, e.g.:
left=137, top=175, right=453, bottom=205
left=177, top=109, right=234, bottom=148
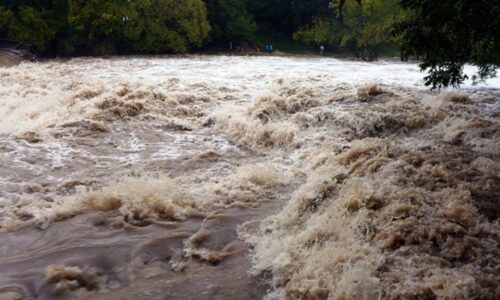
left=0, top=56, right=499, bottom=299
left=0, top=208, right=275, bottom=300
left=0, top=118, right=276, bottom=299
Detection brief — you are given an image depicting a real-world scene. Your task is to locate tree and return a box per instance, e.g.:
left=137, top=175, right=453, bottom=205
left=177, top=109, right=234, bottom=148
left=67, top=0, right=211, bottom=55
left=123, top=0, right=210, bottom=54
left=294, top=18, right=335, bottom=46
left=397, top=0, right=500, bottom=88
left=67, top=0, right=134, bottom=55
left=249, top=0, right=292, bottom=35
left=0, top=0, right=210, bottom=56
left=205, top=0, right=256, bottom=42
left=0, top=3, right=60, bottom=53
left=290, top=0, right=332, bottom=28
left=0, top=6, right=13, bottom=36
left=295, top=0, right=404, bottom=60
left=249, top=0, right=332, bottom=36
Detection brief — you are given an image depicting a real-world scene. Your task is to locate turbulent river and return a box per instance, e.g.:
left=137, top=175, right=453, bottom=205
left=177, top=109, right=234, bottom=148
left=0, top=56, right=499, bottom=300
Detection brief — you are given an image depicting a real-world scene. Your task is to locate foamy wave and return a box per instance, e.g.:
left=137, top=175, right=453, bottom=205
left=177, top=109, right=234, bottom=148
left=239, top=84, right=500, bottom=299
left=0, top=161, right=290, bottom=231
left=1, top=57, right=499, bottom=299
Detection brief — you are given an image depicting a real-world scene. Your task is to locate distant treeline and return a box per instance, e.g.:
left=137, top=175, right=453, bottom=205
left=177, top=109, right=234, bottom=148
left=0, top=0, right=498, bottom=87
left=0, top=0, right=404, bottom=58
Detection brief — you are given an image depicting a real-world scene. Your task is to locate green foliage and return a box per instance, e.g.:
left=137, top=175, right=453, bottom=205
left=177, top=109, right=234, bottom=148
left=0, top=0, right=342, bottom=54
left=67, top=0, right=210, bottom=55
left=397, top=0, right=500, bottom=88
left=1, top=0, right=497, bottom=89
left=248, top=0, right=293, bottom=34
left=0, top=0, right=210, bottom=55
left=67, top=0, right=132, bottom=55
left=0, top=6, right=13, bottom=30
left=290, top=0, right=333, bottom=28
left=206, top=0, right=256, bottom=41
left=126, top=0, right=210, bottom=54
left=1, top=5, right=57, bottom=51
left=249, top=0, right=332, bottom=37
left=295, top=0, right=499, bottom=86
left=294, top=19, right=334, bottom=46
left=295, top=0, right=404, bottom=60
left=343, top=0, right=404, bottom=59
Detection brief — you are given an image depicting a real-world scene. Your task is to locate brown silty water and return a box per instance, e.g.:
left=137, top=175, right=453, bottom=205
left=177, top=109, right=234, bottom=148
left=0, top=56, right=498, bottom=299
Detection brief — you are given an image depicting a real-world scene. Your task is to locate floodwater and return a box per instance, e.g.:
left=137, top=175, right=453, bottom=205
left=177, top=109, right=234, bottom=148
left=0, top=56, right=498, bottom=299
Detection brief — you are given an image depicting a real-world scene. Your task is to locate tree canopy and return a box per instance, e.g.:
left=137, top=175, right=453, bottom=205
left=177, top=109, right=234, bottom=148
left=0, top=0, right=498, bottom=87
left=205, top=0, right=256, bottom=42
left=397, top=0, right=500, bottom=88
left=294, top=0, right=404, bottom=61
left=0, top=0, right=210, bottom=55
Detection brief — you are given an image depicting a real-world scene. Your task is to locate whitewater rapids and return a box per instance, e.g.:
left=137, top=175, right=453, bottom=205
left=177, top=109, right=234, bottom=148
left=0, top=56, right=498, bottom=299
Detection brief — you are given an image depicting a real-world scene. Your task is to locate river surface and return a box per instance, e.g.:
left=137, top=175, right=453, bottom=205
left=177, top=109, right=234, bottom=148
left=0, top=56, right=498, bottom=299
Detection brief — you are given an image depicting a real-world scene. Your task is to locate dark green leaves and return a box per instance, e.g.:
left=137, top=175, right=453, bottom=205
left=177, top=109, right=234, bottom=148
left=399, top=0, right=499, bottom=88
left=0, top=0, right=210, bottom=56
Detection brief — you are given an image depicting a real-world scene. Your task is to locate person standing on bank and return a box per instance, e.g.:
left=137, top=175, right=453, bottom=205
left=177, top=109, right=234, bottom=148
left=320, top=45, right=325, bottom=56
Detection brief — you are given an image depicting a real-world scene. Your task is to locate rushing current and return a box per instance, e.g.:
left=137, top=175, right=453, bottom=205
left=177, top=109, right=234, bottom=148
left=0, top=55, right=499, bottom=300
